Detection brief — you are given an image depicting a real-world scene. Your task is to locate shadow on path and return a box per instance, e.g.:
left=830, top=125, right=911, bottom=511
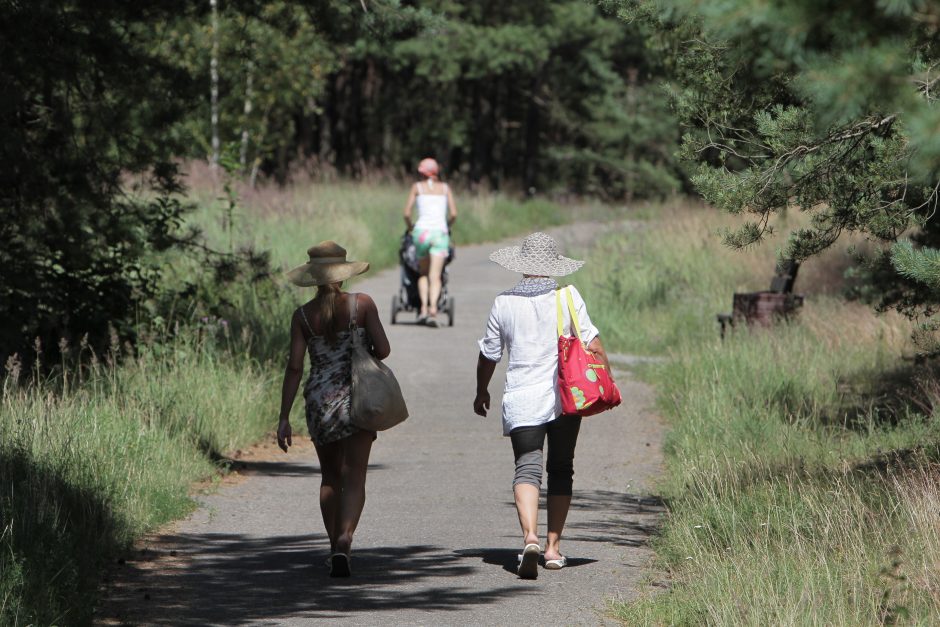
left=105, top=534, right=533, bottom=625
left=454, top=548, right=599, bottom=575
left=564, top=490, right=666, bottom=549
left=497, top=489, right=666, bottom=550
left=222, top=460, right=389, bottom=477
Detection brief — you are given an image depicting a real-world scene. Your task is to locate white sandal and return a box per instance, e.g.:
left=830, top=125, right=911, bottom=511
left=517, top=543, right=540, bottom=579
left=544, top=556, right=567, bottom=570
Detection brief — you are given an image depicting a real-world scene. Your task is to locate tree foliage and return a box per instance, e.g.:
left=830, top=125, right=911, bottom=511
left=164, top=0, right=683, bottom=198
left=0, top=0, right=684, bottom=365
left=155, top=2, right=335, bottom=180
left=616, top=0, right=940, bottom=345
left=0, top=0, right=199, bottom=364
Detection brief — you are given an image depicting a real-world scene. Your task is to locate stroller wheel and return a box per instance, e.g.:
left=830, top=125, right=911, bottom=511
left=390, top=294, right=400, bottom=324
left=447, top=296, right=455, bottom=327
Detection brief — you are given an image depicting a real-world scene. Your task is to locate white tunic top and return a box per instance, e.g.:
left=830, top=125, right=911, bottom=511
left=414, top=183, right=450, bottom=233
left=478, top=278, right=599, bottom=435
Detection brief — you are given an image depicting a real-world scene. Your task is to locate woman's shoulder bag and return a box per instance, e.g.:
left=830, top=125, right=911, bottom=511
left=348, top=294, right=409, bottom=431
left=556, top=287, right=621, bottom=417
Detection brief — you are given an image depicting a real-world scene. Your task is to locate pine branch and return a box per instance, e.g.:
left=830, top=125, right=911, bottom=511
left=892, top=240, right=940, bottom=288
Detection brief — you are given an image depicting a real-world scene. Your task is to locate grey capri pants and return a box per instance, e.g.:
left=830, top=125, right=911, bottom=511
left=509, top=414, right=582, bottom=496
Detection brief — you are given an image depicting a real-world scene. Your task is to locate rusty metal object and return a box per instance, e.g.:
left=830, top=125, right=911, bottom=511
left=717, top=259, right=804, bottom=338
left=732, top=291, right=804, bottom=326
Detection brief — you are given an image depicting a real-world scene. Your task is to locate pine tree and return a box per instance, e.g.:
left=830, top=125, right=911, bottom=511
left=0, top=0, right=199, bottom=364
left=159, top=0, right=682, bottom=197
left=620, top=0, right=940, bottom=348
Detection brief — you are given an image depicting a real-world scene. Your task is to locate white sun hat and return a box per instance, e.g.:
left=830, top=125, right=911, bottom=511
left=489, top=232, right=584, bottom=277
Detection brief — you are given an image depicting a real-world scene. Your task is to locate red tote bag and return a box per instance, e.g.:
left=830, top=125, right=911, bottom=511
left=556, top=287, right=621, bottom=416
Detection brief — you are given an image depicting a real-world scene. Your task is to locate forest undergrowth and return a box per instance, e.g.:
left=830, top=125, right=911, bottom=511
left=0, top=174, right=582, bottom=626
left=577, top=203, right=940, bottom=625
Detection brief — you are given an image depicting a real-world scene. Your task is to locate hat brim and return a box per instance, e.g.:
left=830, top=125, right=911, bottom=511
left=286, top=261, right=370, bottom=287
left=488, top=246, right=584, bottom=277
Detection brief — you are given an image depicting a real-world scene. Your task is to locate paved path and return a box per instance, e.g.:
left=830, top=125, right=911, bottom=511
left=99, top=225, right=664, bottom=626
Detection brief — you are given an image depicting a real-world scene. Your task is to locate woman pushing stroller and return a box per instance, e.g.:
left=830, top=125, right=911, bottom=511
left=402, top=158, right=457, bottom=327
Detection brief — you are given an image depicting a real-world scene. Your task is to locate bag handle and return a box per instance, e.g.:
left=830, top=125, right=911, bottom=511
left=566, top=288, right=583, bottom=341
left=555, top=287, right=583, bottom=340
left=348, top=293, right=362, bottom=349
left=298, top=306, right=315, bottom=336
left=349, top=292, right=359, bottom=329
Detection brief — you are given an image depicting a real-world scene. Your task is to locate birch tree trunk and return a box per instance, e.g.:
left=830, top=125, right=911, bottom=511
left=249, top=106, right=271, bottom=189
left=239, top=56, right=254, bottom=175
left=209, top=0, right=220, bottom=171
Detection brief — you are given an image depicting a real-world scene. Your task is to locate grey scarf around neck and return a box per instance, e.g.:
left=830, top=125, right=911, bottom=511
left=502, top=277, right=559, bottom=297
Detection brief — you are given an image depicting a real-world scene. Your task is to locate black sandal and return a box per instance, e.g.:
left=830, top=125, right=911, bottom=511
left=329, top=552, right=351, bottom=577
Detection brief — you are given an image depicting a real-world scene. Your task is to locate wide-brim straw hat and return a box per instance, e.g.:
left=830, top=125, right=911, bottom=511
left=489, top=232, right=584, bottom=277
left=286, top=241, right=369, bottom=287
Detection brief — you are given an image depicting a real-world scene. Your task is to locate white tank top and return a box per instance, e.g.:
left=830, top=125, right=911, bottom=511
left=414, top=182, right=449, bottom=233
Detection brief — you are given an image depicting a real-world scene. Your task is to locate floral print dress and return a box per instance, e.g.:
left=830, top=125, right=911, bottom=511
left=300, top=311, right=369, bottom=446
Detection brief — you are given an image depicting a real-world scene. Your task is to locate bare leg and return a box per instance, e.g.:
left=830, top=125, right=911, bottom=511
left=545, top=495, right=572, bottom=561
left=428, top=254, right=445, bottom=316
left=313, top=439, right=345, bottom=552
left=417, top=256, right=430, bottom=317
left=333, top=430, right=375, bottom=555
left=513, top=483, right=540, bottom=547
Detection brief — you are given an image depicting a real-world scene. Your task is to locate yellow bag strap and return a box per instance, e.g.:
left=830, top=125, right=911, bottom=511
left=566, top=287, right=582, bottom=341
left=555, top=287, right=582, bottom=340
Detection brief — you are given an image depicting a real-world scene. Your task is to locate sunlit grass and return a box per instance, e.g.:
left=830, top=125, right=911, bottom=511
left=182, top=163, right=582, bottom=273
left=0, top=331, right=276, bottom=625
left=578, top=203, right=940, bottom=624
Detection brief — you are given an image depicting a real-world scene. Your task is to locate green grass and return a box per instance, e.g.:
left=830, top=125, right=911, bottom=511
left=174, top=177, right=589, bottom=359
left=577, top=204, right=940, bottom=624
left=0, top=334, right=276, bottom=625
left=0, top=177, right=585, bottom=625
left=185, top=176, right=577, bottom=271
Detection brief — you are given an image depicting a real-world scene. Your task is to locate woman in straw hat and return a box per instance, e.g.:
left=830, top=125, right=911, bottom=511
left=473, top=232, right=612, bottom=579
left=402, top=157, right=457, bottom=327
left=277, top=241, right=391, bottom=577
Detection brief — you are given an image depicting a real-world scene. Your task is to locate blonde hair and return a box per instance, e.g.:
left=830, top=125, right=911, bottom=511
left=313, top=283, right=343, bottom=345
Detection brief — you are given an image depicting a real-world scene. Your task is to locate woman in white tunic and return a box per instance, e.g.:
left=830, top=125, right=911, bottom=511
left=473, top=232, right=612, bottom=579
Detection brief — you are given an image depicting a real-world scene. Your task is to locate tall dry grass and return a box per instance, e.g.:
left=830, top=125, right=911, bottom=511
left=182, top=161, right=582, bottom=271
left=576, top=202, right=940, bottom=624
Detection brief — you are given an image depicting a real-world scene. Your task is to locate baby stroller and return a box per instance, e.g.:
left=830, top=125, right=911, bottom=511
left=390, top=230, right=456, bottom=326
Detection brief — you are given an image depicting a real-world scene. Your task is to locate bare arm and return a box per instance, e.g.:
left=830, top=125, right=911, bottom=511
left=360, top=294, right=391, bottom=360
left=587, top=336, right=613, bottom=381
left=277, top=311, right=307, bottom=452
left=403, top=183, right=418, bottom=231
left=473, top=352, right=497, bottom=416
left=446, top=184, right=457, bottom=227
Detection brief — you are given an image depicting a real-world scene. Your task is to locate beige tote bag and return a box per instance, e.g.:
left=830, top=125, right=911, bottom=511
left=348, top=294, right=409, bottom=431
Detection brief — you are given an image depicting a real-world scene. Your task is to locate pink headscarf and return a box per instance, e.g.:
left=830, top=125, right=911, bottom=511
left=417, top=158, right=440, bottom=178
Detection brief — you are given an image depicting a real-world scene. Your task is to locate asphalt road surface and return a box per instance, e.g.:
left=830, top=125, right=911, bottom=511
left=99, top=225, right=665, bottom=626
